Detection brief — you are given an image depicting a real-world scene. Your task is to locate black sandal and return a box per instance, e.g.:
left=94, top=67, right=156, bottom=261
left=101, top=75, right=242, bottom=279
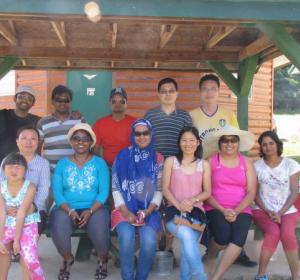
left=58, top=257, right=74, bottom=280
left=95, top=260, right=108, bottom=280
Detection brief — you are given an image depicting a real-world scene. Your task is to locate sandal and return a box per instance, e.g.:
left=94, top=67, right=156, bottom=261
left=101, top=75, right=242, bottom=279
left=58, top=257, right=74, bottom=280
left=95, top=260, right=108, bottom=280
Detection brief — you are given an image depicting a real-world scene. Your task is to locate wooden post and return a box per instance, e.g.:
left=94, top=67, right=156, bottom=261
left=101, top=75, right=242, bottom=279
left=208, top=55, right=259, bottom=130
left=257, top=22, right=300, bottom=70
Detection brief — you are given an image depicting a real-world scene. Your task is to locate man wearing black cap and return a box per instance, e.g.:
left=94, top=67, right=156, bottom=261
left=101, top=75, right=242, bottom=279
left=92, top=87, right=136, bottom=167
left=0, top=85, right=40, bottom=163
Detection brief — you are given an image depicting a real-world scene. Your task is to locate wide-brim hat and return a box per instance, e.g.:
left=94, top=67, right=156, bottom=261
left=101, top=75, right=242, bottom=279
left=202, top=125, right=255, bottom=158
left=67, top=123, right=97, bottom=148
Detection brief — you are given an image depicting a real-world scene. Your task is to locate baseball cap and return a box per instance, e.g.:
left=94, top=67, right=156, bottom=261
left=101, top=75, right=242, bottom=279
left=110, top=87, right=127, bottom=100
left=16, top=85, right=35, bottom=97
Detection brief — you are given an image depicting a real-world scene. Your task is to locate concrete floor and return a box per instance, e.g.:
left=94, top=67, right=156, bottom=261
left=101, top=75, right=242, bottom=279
left=7, top=230, right=296, bottom=280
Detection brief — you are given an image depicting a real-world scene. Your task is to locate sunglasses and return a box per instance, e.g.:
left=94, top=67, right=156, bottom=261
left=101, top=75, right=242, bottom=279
left=111, top=99, right=126, bottom=104
left=71, top=135, right=91, bottom=143
left=220, top=137, right=239, bottom=144
left=134, top=130, right=150, bottom=137
left=54, top=98, right=70, bottom=104
left=16, top=94, right=34, bottom=102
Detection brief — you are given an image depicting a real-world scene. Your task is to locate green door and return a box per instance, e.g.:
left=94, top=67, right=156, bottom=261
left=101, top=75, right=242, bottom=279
left=67, top=71, right=112, bottom=125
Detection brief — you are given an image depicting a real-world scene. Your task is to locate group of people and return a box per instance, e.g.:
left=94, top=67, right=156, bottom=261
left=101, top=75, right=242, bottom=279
left=0, top=74, right=298, bottom=280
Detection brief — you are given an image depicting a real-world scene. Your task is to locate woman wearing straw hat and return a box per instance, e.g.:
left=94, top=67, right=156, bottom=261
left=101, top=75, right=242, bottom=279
left=50, top=123, right=110, bottom=280
left=202, top=125, right=257, bottom=280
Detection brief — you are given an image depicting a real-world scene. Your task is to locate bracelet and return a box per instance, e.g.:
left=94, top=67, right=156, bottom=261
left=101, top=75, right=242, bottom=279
left=89, top=208, right=93, bottom=215
left=68, top=209, right=75, bottom=216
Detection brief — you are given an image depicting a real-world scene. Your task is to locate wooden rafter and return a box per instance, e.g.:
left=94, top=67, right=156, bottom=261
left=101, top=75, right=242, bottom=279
left=0, top=21, right=17, bottom=46
left=206, top=26, right=236, bottom=49
left=111, top=23, right=117, bottom=48
left=239, top=35, right=273, bottom=60
left=51, top=21, right=66, bottom=47
left=159, top=24, right=177, bottom=49
left=0, top=46, right=239, bottom=62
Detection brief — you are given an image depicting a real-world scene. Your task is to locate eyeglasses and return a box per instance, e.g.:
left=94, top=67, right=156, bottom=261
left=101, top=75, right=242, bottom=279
left=71, top=135, right=91, bottom=143
left=111, top=99, right=126, bottom=105
left=220, top=137, right=239, bottom=144
left=200, top=87, right=218, bottom=94
left=134, top=130, right=150, bottom=137
left=54, top=98, right=70, bottom=104
left=159, top=89, right=177, bottom=95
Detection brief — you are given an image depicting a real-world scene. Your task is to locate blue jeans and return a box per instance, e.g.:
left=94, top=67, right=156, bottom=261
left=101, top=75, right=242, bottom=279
left=116, top=222, right=157, bottom=280
left=167, top=220, right=208, bottom=280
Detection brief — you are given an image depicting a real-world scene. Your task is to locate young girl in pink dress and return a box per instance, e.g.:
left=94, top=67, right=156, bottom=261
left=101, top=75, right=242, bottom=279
left=0, top=152, right=45, bottom=280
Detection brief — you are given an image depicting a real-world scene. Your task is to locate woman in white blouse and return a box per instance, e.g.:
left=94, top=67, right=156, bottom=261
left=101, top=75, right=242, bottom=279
left=254, top=130, right=300, bottom=280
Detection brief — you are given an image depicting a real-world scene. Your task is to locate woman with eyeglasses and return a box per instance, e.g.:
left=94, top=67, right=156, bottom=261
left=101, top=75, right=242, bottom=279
left=111, top=119, right=163, bottom=280
left=253, top=131, right=300, bottom=280
left=50, top=123, right=110, bottom=280
left=202, top=125, right=257, bottom=280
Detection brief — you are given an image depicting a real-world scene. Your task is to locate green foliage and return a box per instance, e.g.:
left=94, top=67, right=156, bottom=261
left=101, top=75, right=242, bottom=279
left=274, top=65, right=300, bottom=114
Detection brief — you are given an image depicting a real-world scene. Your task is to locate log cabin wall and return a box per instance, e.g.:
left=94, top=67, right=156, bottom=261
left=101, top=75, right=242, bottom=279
left=114, top=61, right=273, bottom=157
left=0, top=62, right=272, bottom=157
left=0, top=70, right=66, bottom=117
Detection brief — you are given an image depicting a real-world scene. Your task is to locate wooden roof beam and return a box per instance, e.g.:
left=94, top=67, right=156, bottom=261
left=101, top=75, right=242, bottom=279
left=0, top=21, right=17, bottom=46
left=206, top=26, right=236, bottom=49
left=111, top=23, right=117, bottom=48
left=51, top=21, right=66, bottom=47
left=159, top=24, right=177, bottom=49
left=239, top=35, right=273, bottom=60
left=0, top=46, right=239, bottom=62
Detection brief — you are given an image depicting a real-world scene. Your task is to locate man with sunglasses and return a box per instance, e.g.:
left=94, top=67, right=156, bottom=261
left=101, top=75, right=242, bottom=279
left=37, top=85, right=86, bottom=172
left=190, top=74, right=257, bottom=268
left=0, top=85, right=40, bottom=163
left=92, top=87, right=136, bottom=167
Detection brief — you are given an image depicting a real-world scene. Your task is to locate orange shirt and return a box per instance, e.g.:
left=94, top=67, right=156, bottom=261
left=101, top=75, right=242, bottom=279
left=92, top=115, right=136, bottom=166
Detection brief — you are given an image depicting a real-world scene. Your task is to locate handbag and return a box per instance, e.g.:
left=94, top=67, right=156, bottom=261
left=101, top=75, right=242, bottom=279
left=165, top=206, right=206, bottom=232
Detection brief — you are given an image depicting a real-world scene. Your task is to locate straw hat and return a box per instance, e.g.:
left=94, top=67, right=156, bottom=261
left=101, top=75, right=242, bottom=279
left=202, top=125, right=255, bottom=158
left=67, top=123, right=97, bottom=148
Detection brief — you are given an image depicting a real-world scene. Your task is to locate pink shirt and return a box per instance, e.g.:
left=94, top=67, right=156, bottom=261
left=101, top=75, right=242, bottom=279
left=205, top=153, right=251, bottom=214
left=169, top=157, right=204, bottom=209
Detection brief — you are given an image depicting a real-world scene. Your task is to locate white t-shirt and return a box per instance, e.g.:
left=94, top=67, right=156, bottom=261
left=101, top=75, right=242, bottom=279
left=254, top=157, right=300, bottom=214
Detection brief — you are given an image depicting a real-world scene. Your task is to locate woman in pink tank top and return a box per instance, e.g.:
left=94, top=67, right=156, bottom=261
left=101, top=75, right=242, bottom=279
left=163, top=126, right=211, bottom=280
left=202, top=125, right=257, bottom=280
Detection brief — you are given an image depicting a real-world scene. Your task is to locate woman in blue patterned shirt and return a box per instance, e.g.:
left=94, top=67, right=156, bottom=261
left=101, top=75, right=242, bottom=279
left=50, top=123, right=110, bottom=280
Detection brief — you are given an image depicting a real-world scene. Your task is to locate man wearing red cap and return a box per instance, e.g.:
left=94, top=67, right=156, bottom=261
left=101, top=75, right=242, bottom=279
left=0, top=85, right=40, bottom=163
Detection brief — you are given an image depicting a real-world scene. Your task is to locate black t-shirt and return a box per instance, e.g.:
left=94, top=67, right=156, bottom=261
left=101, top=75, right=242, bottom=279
left=0, top=109, right=40, bottom=163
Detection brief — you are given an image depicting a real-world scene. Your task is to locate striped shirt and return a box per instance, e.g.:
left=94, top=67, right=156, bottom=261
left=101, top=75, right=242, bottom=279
left=145, top=107, right=192, bottom=158
left=0, top=154, right=50, bottom=211
left=37, top=114, right=86, bottom=171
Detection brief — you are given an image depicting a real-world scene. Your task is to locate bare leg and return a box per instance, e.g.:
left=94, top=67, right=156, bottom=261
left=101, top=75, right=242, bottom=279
left=0, top=243, right=12, bottom=280
left=285, top=250, right=299, bottom=280
left=257, top=248, right=274, bottom=276
left=212, top=243, right=242, bottom=280
left=205, top=239, right=225, bottom=277
left=20, top=257, right=31, bottom=280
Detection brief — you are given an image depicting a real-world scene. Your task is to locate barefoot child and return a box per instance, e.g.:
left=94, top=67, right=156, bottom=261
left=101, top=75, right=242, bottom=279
left=0, top=152, right=45, bottom=280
